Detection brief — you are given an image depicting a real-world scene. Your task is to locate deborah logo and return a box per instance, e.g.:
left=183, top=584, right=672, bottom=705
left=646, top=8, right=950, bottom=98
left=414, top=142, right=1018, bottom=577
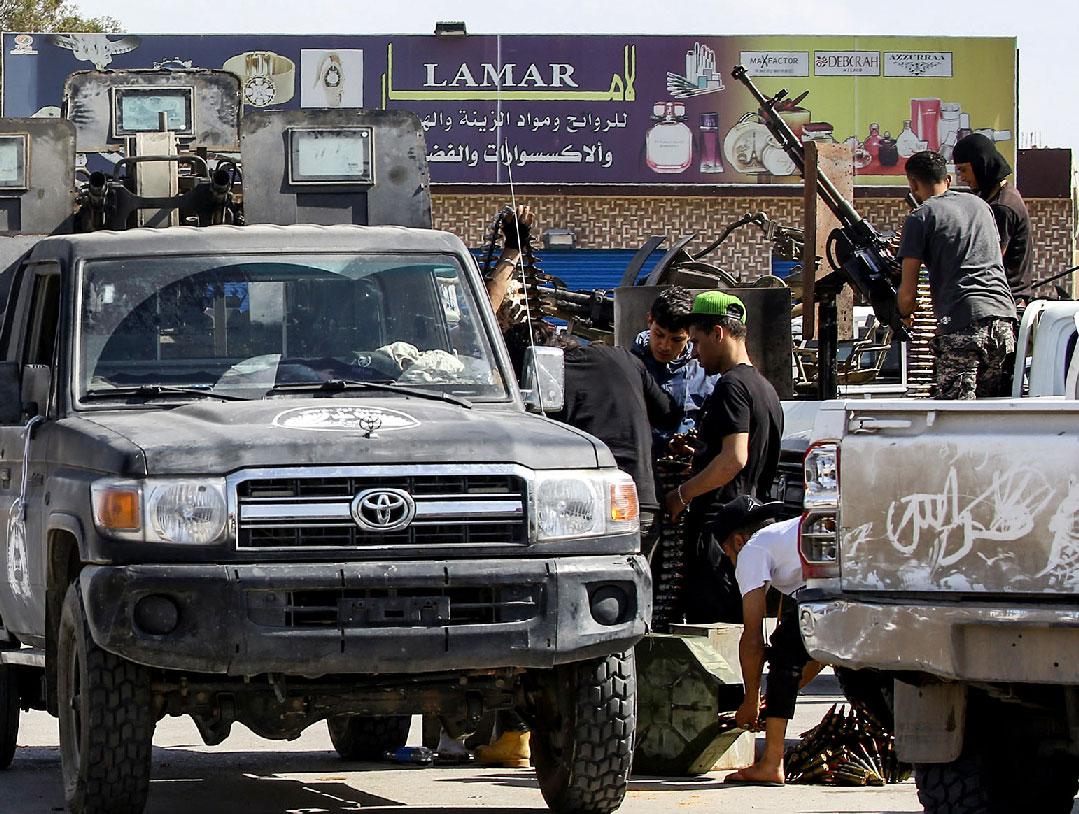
left=273, top=405, right=419, bottom=436
left=814, top=51, right=880, bottom=76
left=739, top=51, right=809, bottom=77
left=884, top=52, right=953, bottom=78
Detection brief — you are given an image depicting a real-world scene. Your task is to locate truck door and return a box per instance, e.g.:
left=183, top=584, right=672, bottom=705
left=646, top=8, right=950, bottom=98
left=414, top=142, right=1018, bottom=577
left=0, top=262, right=60, bottom=643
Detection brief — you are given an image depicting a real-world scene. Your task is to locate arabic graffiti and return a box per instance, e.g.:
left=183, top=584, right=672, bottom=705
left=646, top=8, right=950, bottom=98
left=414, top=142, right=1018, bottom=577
left=884, top=465, right=1055, bottom=571
left=5, top=499, right=30, bottom=601
left=1037, top=477, right=1079, bottom=590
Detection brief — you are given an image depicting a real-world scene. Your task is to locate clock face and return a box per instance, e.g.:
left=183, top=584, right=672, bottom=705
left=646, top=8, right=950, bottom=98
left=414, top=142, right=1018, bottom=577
left=244, top=75, right=276, bottom=107
left=324, top=66, right=341, bottom=87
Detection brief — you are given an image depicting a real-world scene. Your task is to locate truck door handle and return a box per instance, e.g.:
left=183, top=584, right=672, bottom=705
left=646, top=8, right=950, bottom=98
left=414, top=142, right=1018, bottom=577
left=848, top=417, right=912, bottom=433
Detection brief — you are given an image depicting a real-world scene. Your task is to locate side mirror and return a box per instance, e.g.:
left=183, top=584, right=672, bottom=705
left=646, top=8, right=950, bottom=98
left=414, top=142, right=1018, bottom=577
left=21, top=364, right=51, bottom=419
left=521, top=346, right=565, bottom=413
left=0, top=362, right=21, bottom=424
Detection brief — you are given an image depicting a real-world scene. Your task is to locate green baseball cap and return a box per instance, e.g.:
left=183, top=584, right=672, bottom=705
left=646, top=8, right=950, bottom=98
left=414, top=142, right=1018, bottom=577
left=690, top=291, right=747, bottom=324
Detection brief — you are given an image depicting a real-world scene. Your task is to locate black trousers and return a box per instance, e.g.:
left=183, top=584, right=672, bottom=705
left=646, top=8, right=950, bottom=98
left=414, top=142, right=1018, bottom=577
left=763, top=595, right=811, bottom=720
left=683, top=514, right=743, bottom=624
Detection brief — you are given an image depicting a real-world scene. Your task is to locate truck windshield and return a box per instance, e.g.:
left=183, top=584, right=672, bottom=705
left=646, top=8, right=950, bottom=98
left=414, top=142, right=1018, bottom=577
left=77, top=253, right=509, bottom=402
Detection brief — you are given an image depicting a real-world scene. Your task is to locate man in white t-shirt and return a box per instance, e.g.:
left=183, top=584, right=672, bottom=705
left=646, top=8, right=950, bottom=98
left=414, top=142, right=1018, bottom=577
left=710, top=495, right=818, bottom=786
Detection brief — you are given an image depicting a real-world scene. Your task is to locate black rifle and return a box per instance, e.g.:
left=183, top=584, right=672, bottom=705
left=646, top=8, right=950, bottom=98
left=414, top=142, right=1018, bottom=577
left=731, top=65, right=913, bottom=345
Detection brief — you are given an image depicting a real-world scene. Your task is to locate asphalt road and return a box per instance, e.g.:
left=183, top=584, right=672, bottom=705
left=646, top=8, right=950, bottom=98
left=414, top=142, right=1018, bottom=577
left=0, top=672, right=957, bottom=814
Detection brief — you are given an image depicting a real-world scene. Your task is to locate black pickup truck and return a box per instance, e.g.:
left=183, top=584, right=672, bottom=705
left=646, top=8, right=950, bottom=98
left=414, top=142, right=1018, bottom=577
left=0, top=224, right=650, bottom=814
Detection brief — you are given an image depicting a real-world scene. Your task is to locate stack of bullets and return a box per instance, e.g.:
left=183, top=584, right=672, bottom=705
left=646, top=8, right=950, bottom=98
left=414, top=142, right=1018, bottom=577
left=650, top=438, right=694, bottom=632
left=784, top=704, right=911, bottom=786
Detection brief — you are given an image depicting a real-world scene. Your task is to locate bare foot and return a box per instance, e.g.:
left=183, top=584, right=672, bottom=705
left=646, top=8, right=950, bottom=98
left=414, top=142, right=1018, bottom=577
left=724, top=764, right=785, bottom=786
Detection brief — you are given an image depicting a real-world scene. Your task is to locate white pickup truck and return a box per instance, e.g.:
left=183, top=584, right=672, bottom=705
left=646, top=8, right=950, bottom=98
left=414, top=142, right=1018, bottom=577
left=796, top=300, right=1079, bottom=813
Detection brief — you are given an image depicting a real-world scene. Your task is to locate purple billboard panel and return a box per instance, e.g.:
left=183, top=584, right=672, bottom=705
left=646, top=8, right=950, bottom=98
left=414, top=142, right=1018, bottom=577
left=1, top=33, right=1016, bottom=185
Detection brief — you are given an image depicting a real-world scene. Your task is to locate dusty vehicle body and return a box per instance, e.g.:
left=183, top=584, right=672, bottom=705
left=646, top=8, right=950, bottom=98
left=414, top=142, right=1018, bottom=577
left=796, top=308, right=1079, bottom=811
left=0, top=66, right=649, bottom=814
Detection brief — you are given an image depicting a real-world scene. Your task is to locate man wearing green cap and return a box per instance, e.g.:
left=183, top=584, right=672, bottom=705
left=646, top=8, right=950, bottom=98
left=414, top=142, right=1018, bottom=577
left=665, top=291, right=784, bottom=622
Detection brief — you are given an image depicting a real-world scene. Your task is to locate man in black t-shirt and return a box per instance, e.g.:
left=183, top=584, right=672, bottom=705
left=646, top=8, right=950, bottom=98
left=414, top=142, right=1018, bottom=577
left=664, top=291, right=784, bottom=622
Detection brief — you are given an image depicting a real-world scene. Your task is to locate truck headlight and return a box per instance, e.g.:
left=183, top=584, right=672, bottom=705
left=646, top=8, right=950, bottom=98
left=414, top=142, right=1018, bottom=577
left=804, top=442, right=839, bottom=509
left=92, top=478, right=228, bottom=545
left=531, top=470, right=639, bottom=542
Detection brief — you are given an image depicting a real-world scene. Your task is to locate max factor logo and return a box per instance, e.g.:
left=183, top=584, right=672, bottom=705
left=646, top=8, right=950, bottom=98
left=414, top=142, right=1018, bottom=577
left=751, top=55, right=801, bottom=67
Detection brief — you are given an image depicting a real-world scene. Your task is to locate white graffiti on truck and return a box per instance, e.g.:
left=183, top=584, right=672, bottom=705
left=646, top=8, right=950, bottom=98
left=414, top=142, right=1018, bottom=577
left=1037, top=477, right=1079, bottom=590
left=885, top=465, right=1055, bottom=570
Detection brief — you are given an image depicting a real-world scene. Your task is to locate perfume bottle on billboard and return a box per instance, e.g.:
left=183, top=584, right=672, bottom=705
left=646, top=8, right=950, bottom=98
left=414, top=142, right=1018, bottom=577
left=646, top=102, right=693, bottom=174
left=698, top=112, right=723, bottom=173
left=896, top=120, right=920, bottom=158
left=911, top=98, right=942, bottom=151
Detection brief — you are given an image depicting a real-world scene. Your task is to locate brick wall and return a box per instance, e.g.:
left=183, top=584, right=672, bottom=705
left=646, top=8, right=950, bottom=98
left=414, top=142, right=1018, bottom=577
left=433, top=190, right=1075, bottom=397
left=432, top=192, right=1075, bottom=291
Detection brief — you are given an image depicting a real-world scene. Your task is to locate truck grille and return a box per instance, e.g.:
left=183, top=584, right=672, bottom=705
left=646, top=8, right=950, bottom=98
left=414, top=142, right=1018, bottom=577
left=233, top=468, right=529, bottom=550
left=246, top=584, right=545, bottom=629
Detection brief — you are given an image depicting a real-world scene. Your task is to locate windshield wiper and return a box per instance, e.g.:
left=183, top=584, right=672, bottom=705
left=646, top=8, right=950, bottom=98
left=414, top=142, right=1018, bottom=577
left=83, top=385, right=250, bottom=402
left=266, top=379, right=472, bottom=408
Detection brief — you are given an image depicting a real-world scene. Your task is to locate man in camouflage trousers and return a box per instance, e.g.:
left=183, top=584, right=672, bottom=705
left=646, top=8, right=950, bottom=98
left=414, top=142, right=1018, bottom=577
left=897, top=151, right=1017, bottom=399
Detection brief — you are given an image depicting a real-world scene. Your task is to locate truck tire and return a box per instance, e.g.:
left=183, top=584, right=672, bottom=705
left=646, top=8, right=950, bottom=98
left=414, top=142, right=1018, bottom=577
left=835, top=666, right=894, bottom=731
left=0, top=663, right=19, bottom=769
left=530, top=650, right=636, bottom=814
left=915, top=756, right=991, bottom=814
left=327, top=715, right=411, bottom=761
left=985, top=752, right=1079, bottom=813
left=57, top=583, right=154, bottom=814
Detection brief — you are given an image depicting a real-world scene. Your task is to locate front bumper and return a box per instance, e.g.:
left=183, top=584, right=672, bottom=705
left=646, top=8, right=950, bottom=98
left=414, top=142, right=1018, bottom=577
left=80, top=555, right=651, bottom=676
left=799, top=599, right=1079, bottom=684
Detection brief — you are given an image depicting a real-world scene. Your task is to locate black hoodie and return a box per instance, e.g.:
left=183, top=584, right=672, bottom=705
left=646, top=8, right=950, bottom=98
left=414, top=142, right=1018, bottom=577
left=953, top=134, right=1032, bottom=295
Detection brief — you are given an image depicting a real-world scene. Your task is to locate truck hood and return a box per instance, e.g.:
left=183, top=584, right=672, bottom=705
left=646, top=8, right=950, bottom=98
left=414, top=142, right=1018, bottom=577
left=78, top=397, right=608, bottom=475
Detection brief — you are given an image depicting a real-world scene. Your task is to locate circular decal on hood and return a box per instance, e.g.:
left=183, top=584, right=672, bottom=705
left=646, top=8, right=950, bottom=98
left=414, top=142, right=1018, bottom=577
left=273, top=405, right=419, bottom=434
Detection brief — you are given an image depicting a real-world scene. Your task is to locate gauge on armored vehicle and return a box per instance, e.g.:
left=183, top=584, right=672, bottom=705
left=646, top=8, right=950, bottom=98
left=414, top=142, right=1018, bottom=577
left=288, top=126, right=373, bottom=185
left=0, top=134, right=28, bottom=188
left=112, top=86, right=194, bottom=137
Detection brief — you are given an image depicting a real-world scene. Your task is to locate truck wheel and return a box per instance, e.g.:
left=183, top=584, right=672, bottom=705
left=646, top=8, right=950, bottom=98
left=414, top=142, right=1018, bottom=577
left=0, top=664, right=19, bottom=769
left=327, top=715, right=411, bottom=761
left=985, top=752, right=1079, bottom=813
left=57, top=583, right=154, bottom=814
left=915, top=755, right=991, bottom=814
left=835, top=666, right=894, bottom=731
left=530, top=650, right=636, bottom=814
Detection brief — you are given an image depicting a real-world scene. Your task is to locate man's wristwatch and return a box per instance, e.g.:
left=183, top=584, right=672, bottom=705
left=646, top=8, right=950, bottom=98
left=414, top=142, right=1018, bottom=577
left=223, top=51, right=296, bottom=108
left=316, top=52, right=345, bottom=107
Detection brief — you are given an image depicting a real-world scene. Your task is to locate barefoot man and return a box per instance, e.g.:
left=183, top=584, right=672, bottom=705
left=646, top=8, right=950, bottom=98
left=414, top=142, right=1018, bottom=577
left=712, top=495, right=820, bottom=786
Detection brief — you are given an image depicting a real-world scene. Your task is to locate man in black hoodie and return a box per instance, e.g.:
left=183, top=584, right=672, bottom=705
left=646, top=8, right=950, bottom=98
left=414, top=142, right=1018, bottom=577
left=953, top=134, right=1033, bottom=303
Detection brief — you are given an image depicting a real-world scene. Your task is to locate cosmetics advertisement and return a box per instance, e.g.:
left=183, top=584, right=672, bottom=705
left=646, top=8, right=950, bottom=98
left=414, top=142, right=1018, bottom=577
left=2, top=33, right=1015, bottom=185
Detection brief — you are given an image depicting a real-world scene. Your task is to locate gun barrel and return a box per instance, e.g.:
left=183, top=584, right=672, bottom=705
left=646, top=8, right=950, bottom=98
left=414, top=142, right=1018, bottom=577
left=87, top=171, right=108, bottom=209
left=731, top=65, right=863, bottom=229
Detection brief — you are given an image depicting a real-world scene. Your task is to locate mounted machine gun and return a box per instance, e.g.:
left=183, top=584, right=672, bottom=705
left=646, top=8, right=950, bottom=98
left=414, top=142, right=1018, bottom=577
left=731, top=65, right=913, bottom=398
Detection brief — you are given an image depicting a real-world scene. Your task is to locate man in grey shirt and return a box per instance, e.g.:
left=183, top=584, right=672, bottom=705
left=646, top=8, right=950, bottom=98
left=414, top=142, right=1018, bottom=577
left=897, top=151, right=1017, bottom=399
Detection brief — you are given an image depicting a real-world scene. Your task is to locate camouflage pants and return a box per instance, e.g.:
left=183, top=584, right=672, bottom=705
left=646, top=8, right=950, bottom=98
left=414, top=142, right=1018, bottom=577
left=932, top=317, right=1016, bottom=400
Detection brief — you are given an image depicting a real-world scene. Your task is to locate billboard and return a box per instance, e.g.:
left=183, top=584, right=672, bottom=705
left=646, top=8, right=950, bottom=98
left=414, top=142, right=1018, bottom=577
left=1, top=32, right=1016, bottom=186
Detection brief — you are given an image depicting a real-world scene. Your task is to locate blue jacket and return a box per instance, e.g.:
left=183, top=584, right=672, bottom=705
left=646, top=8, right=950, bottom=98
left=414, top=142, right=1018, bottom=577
left=631, top=329, right=718, bottom=455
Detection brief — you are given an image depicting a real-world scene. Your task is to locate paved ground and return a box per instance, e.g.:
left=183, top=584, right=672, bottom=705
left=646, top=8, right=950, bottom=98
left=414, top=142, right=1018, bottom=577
left=0, top=671, right=951, bottom=814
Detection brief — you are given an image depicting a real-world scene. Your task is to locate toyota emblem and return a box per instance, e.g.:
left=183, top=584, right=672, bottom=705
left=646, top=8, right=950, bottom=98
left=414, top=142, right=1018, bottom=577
left=351, top=488, right=416, bottom=532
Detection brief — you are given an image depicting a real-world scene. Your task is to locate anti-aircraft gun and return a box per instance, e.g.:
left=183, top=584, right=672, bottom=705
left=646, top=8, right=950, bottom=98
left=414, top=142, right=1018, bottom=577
left=731, top=64, right=912, bottom=399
